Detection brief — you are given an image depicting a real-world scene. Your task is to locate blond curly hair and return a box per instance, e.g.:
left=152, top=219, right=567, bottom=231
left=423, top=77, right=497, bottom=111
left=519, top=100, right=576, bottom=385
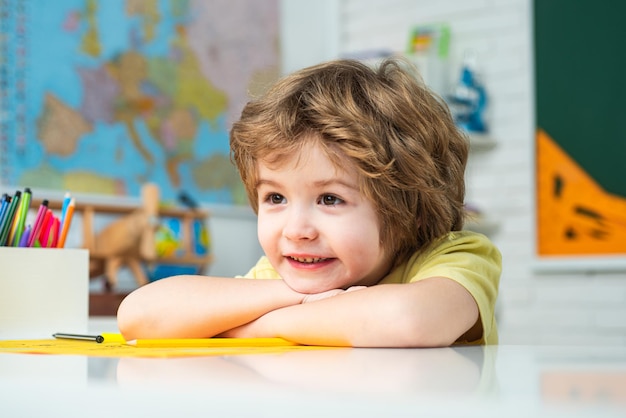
left=230, top=57, right=469, bottom=265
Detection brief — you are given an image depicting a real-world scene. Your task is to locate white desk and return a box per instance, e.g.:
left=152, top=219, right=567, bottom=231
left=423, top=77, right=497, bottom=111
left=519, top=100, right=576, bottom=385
left=1, top=318, right=624, bottom=418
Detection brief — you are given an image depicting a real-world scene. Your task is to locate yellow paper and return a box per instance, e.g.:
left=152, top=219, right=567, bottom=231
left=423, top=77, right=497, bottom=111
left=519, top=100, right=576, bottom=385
left=0, top=338, right=338, bottom=358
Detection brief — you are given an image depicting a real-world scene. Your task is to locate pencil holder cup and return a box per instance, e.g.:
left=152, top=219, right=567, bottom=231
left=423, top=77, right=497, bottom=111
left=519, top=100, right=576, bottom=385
left=0, top=247, right=89, bottom=339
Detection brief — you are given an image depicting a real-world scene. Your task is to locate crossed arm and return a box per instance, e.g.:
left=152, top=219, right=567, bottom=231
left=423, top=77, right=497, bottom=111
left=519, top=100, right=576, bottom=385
left=116, top=275, right=480, bottom=347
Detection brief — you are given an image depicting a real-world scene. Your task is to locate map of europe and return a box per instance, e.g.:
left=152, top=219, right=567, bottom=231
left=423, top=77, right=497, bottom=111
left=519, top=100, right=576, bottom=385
left=0, top=0, right=279, bottom=204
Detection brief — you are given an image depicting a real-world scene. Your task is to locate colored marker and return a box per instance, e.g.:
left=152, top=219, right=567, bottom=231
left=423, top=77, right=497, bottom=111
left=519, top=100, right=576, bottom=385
left=0, top=191, right=21, bottom=246
left=37, top=209, right=53, bottom=247
left=0, top=194, right=10, bottom=230
left=10, top=187, right=32, bottom=246
left=18, top=225, right=31, bottom=247
left=7, top=196, right=23, bottom=245
left=49, top=217, right=60, bottom=248
left=27, top=199, right=48, bottom=247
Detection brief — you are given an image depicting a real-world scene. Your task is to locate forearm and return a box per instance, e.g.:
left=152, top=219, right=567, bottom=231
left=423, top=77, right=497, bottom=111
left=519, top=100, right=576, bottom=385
left=117, top=275, right=303, bottom=340
left=253, top=285, right=417, bottom=347
left=233, top=279, right=479, bottom=348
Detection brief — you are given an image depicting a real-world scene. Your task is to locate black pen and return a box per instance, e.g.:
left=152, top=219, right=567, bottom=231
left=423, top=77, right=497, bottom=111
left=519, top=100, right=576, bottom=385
left=53, top=333, right=104, bottom=343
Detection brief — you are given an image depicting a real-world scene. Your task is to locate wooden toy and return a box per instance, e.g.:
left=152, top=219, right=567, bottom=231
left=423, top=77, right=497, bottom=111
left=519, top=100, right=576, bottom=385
left=86, top=183, right=160, bottom=289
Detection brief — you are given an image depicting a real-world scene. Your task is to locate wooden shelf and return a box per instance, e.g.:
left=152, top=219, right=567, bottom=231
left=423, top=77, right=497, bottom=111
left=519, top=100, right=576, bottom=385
left=32, top=187, right=212, bottom=289
left=34, top=198, right=209, bottom=220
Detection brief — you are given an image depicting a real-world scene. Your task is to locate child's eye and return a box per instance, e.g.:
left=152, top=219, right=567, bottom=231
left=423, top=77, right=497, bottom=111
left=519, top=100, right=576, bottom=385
left=319, top=194, right=343, bottom=206
left=265, top=193, right=286, bottom=205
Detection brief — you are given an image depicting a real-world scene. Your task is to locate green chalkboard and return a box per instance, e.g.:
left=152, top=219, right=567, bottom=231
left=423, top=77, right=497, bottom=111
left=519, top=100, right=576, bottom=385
left=534, top=1, right=626, bottom=197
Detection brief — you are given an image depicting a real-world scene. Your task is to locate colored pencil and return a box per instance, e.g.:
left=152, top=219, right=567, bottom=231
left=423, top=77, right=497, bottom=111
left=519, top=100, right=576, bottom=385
left=125, top=337, right=299, bottom=348
left=57, top=198, right=75, bottom=248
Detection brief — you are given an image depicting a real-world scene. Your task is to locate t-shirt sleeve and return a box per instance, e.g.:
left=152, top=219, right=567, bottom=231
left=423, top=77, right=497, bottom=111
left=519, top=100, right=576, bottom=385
left=408, top=232, right=502, bottom=344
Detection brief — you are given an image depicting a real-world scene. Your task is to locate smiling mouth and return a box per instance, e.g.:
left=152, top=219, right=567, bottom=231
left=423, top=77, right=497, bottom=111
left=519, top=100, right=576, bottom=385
left=288, top=256, right=330, bottom=264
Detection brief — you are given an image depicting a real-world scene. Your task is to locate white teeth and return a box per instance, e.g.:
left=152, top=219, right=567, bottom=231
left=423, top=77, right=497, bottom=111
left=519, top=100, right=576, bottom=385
left=290, top=256, right=327, bottom=263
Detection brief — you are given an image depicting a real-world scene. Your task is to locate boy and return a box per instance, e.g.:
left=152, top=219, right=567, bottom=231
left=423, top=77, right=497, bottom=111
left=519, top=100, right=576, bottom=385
left=117, top=58, right=501, bottom=347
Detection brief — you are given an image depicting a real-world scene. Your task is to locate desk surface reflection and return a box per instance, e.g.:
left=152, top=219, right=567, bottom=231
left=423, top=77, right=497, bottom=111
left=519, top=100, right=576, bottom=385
left=2, top=341, right=625, bottom=418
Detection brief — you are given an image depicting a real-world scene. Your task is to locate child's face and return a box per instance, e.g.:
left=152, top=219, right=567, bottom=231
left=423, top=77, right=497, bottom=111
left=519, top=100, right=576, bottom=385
left=256, top=140, right=392, bottom=294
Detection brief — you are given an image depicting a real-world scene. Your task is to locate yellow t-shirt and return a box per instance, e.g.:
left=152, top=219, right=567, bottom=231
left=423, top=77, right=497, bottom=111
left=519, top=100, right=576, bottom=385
left=242, top=230, right=502, bottom=345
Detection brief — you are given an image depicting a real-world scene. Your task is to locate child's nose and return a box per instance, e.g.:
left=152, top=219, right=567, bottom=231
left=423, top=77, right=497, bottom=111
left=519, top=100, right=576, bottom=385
left=282, top=209, right=318, bottom=241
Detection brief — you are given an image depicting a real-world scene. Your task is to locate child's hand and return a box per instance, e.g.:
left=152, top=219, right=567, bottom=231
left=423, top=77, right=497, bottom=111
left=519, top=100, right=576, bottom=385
left=301, top=286, right=366, bottom=303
